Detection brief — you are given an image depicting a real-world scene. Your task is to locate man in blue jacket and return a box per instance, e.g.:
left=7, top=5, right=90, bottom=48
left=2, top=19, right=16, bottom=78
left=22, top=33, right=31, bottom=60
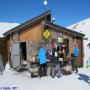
left=38, top=45, right=47, bottom=77
left=72, top=43, right=79, bottom=73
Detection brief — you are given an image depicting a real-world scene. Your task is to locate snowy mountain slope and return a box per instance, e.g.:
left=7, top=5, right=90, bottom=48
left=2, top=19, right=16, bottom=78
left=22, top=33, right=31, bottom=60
left=0, top=22, right=19, bottom=37
left=67, top=18, right=90, bottom=67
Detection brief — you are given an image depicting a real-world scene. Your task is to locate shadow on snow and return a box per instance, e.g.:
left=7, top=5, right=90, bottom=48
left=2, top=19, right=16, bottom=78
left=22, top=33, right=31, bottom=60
left=78, top=73, right=90, bottom=85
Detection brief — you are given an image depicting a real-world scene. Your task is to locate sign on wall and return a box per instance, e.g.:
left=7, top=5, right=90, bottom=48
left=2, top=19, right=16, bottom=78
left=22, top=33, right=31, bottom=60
left=58, top=37, right=63, bottom=43
left=43, top=29, right=50, bottom=39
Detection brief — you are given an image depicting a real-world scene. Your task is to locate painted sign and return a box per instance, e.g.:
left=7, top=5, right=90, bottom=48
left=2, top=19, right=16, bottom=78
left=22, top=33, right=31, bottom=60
left=43, top=29, right=50, bottom=39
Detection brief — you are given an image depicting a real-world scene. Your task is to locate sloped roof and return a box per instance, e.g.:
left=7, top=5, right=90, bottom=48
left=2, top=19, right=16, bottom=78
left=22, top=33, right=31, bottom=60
left=4, top=10, right=51, bottom=36
left=3, top=10, right=85, bottom=37
left=46, top=22, right=85, bottom=37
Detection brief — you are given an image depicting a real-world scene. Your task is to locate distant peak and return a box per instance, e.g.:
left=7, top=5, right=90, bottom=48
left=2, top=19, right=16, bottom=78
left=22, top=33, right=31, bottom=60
left=67, top=18, right=90, bottom=29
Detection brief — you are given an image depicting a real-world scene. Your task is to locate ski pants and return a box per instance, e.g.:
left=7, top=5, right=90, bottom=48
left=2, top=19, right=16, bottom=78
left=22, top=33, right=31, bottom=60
left=51, top=63, right=61, bottom=78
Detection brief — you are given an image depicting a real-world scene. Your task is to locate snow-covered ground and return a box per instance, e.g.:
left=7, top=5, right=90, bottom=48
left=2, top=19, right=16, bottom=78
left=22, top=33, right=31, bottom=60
left=0, top=64, right=90, bottom=90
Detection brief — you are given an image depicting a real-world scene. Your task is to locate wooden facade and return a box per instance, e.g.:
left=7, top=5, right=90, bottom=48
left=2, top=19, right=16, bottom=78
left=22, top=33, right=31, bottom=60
left=4, top=11, right=85, bottom=67
left=20, top=24, right=43, bottom=42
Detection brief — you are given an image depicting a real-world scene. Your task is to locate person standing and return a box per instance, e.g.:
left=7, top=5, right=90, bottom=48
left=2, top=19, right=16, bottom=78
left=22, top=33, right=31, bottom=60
left=38, top=45, right=47, bottom=77
left=0, top=54, right=4, bottom=75
left=51, top=43, right=62, bottom=78
left=72, top=43, right=79, bottom=73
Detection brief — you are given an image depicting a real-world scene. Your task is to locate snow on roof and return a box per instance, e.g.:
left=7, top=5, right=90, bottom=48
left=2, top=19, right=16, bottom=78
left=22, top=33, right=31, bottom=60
left=0, top=22, right=19, bottom=37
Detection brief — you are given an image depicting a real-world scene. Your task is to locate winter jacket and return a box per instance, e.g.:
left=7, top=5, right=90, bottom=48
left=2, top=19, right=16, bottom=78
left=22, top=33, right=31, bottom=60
left=74, top=47, right=79, bottom=57
left=38, top=48, right=46, bottom=64
left=51, top=48, right=59, bottom=65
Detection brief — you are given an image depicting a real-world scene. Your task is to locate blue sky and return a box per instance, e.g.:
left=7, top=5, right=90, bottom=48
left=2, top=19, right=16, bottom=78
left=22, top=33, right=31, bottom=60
left=0, top=0, right=90, bottom=27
